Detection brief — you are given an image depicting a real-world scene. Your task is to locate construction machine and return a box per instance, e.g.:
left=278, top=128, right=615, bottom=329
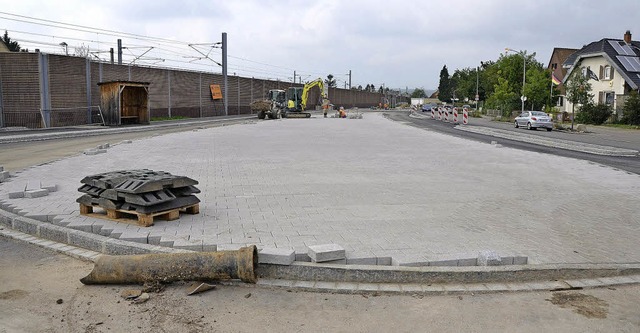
left=283, top=78, right=328, bottom=118
left=250, top=89, right=286, bottom=119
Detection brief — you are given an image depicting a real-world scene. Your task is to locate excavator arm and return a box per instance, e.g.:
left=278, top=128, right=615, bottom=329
left=300, top=78, right=326, bottom=110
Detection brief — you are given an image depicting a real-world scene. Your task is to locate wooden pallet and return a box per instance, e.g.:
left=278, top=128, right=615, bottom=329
left=80, top=203, right=199, bottom=227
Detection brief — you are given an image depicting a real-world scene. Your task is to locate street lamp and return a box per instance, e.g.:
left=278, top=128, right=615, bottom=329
left=505, top=48, right=526, bottom=112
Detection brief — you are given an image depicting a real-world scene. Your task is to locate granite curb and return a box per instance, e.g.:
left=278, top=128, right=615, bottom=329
left=2, top=209, right=640, bottom=294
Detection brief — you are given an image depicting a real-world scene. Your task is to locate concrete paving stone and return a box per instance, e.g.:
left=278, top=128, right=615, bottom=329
left=357, top=283, right=380, bottom=292
left=202, top=243, right=217, bottom=251
left=378, top=283, right=402, bottom=292
left=295, top=252, right=311, bottom=262
left=376, top=257, right=392, bottom=266
left=291, top=280, right=316, bottom=289
left=40, top=183, right=58, bottom=192
left=526, top=281, right=567, bottom=290
left=484, top=283, right=511, bottom=291
left=500, top=256, right=515, bottom=265
left=513, top=256, right=529, bottom=265
left=216, top=243, right=244, bottom=251
left=422, top=284, right=446, bottom=292
left=0, top=171, right=10, bottom=182
left=118, top=230, right=149, bottom=244
left=401, top=284, right=424, bottom=292
left=24, top=189, right=49, bottom=198
left=25, top=180, right=41, bottom=191
left=313, top=281, right=337, bottom=292
left=566, top=278, right=606, bottom=288
left=258, top=247, right=295, bottom=265
left=334, top=282, right=358, bottom=292
left=478, top=250, right=502, bottom=266
left=319, top=258, right=347, bottom=265
left=8, top=191, right=24, bottom=199
left=346, top=257, right=378, bottom=265
left=442, top=284, right=468, bottom=292
left=428, top=259, right=459, bottom=267
left=457, top=258, right=478, bottom=266
left=308, top=243, right=345, bottom=262
left=173, top=238, right=203, bottom=251
left=65, top=221, right=93, bottom=233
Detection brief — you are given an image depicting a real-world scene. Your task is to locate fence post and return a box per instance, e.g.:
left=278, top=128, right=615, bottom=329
left=38, top=52, right=51, bottom=128
left=167, top=70, right=171, bottom=118
left=86, top=58, right=92, bottom=124
left=199, top=73, right=202, bottom=118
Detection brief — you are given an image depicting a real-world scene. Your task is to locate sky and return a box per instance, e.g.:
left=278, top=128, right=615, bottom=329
left=1, top=0, right=639, bottom=92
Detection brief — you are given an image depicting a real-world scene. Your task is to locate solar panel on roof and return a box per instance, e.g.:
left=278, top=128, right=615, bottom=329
left=609, top=40, right=636, bottom=56
left=617, top=56, right=640, bottom=72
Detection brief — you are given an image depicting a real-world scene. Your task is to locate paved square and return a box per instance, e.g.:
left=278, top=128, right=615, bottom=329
left=1, top=113, right=639, bottom=265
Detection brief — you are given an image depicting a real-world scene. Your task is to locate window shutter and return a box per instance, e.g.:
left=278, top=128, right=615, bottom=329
left=599, top=66, right=604, bottom=79
left=598, top=92, right=604, bottom=104
left=610, top=69, right=614, bottom=80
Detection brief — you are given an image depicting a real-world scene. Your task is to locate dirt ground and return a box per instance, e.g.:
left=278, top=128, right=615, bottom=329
left=1, top=237, right=640, bottom=333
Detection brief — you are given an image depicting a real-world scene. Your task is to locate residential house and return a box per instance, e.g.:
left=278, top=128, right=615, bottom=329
left=562, top=30, right=640, bottom=119
left=547, top=47, right=578, bottom=113
left=0, top=39, right=9, bottom=52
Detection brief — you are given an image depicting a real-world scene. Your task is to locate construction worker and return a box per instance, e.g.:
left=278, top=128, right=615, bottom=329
left=339, top=106, right=347, bottom=118
left=322, top=98, right=330, bottom=118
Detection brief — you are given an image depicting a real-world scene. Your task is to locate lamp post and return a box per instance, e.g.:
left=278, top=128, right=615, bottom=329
left=505, top=48, right=526, bottom=112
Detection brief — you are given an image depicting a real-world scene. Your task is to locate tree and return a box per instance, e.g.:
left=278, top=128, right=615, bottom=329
left=74, top=43, right=91, bottom=58
left=565, top=68, right=593, bottom=130
left=523, top=67, right=552, bottom=111
left=2, top=30, right=23, bottom=52
left=370, top=84, right=375, bottom=92
left=437, top=65, right=452, bottom=102
left=357, top=84, right=363, bottom=91
left=411, top=88, right=426, bottom=98
left=325, top=74, right=336, bottom=88
left=486, top=77, right=517, bottom=117
left=621, top=91, right=640, bottom=125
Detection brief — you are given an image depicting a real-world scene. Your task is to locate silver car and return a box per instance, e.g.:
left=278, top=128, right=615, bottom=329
left=514, top=111, right=553, bottom=131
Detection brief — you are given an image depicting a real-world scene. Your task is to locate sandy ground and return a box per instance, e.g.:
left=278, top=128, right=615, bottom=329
left=1, top=236, right=640, bottom=333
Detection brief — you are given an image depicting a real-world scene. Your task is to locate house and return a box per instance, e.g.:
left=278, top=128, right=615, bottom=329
left=562, top=30, right=640, bottom=119
left=547, top=47, right=578, bottom=113
left=0, top=39, right=9, bottom=52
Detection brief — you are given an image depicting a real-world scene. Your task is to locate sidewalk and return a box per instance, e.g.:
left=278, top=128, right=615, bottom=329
left=1, top=112, right=639, bottom=269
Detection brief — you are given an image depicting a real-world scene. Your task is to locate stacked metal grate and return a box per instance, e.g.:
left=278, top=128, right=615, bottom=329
left=76, top=169, right=200, bottom=214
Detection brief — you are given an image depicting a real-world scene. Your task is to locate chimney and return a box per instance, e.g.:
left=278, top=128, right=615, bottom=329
left=624, top=30, right=632, bottom=44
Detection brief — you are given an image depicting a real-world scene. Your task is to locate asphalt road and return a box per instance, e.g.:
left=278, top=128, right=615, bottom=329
left=387, top=112, right=640, bottom=175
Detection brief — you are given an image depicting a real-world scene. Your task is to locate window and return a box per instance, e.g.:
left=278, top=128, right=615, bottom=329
left=604, top=66, right=611, bottom=80
left=605, top=92, right=614, bottom=105
left=581, top=67, right=587, bottom=78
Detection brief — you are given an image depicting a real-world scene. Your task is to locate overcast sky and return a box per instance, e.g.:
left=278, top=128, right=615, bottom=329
left=1, top=0, right=639, bottom=91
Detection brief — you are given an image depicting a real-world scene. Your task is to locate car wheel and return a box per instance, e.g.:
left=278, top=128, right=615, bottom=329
left=527, top=122, right=534, bottom=130
left=546, top=128, right=552, bottom=132
left=514, top=121, right=519, bottom=128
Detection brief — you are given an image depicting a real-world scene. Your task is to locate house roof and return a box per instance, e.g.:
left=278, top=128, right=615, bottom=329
left=563, top=38, right=640, bottom=89
left=548, top=48, right=578, bottom=69
left=0, top=39, right=9, bottom=52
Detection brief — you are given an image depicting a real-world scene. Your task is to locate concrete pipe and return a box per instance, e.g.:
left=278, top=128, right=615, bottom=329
left=80, top=245, right=257, bottom=285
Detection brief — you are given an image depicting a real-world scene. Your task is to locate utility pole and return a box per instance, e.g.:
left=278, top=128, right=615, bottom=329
left=117, top=39, right=122, bottom=65
left=222, top=32, right=228, bottom=116
left=293, top=70, right=296, bottom=84
left=348, top=70, right=351, bottom=89
left=476, top=66, right=479, bottom=110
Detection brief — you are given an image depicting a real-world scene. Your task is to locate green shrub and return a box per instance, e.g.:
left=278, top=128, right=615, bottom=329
left=621, top=91, right=640, bottom=126
left=575, top=103, right=611, bottom=125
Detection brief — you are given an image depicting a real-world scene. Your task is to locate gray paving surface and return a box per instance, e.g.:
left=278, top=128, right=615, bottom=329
left=1, top=113, right=639, bottom=265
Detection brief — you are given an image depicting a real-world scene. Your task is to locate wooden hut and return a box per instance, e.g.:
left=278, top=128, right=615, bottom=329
left=98, top=81, right=150, bottom=126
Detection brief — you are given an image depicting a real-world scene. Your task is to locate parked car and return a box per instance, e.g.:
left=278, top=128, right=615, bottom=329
left=514, top=111, right=553, bottom=131
left=421, top=104, right=432, bottom=112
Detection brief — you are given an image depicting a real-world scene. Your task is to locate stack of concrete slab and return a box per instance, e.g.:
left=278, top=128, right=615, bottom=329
left=76, top=169, right=200, bottom=225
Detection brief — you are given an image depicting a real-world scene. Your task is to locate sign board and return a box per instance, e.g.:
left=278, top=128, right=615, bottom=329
left=210, top=84, right=223, bottom=100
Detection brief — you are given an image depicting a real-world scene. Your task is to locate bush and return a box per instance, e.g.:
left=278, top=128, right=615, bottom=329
left=621, top=91, right=640, bottom=125
left=575, top=103, right=612, bottom=125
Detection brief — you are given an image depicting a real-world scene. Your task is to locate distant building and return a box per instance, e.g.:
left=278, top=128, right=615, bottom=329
left=563, top=30, right=640, bottom=119
left=547, top=47, right=578, bottom=113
